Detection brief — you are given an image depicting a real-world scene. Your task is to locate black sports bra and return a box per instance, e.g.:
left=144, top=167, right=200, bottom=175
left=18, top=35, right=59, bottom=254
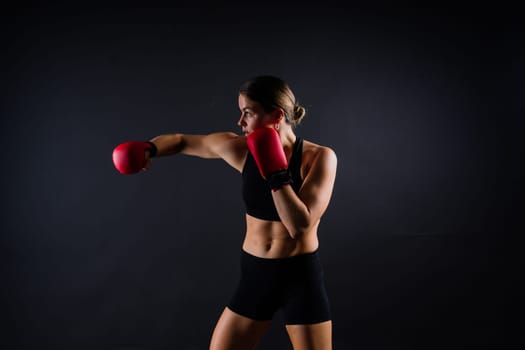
left=241, top=137, right=304, bottom=221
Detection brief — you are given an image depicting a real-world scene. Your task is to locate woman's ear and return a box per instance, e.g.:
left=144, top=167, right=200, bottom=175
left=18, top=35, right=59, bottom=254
left=271, top=108, right=285, bottom=123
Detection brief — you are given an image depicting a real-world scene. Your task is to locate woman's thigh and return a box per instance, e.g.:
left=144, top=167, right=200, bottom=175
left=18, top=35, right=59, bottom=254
left=286, top=321, right=332, bottom=350
left=209, top=307, right=271, bottom=350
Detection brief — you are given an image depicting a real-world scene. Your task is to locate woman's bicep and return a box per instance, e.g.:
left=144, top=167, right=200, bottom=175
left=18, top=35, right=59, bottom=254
left=299, top=148, right=338, bottom=221
left=181, top=132, right=246, bottom=171
left=180, top=132, right=237, bottom=158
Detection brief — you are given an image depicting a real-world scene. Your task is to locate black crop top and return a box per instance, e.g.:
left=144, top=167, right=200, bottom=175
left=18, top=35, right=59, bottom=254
left=242, top=137, right=304, bottom=221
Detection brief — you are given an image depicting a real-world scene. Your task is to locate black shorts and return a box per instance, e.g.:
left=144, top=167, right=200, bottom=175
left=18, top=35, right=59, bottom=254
left=227, top=249, right=331, bottom=325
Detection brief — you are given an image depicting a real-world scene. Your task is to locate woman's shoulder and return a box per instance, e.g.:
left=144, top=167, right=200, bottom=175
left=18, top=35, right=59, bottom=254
left=301, top=139, right=337, bottom=170
left=201, top=131, right=247, bottom=172
left=302, top=139, right=337, bottom=158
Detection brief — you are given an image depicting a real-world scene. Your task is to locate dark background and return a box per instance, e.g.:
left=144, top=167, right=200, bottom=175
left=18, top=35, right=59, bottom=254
left=1, top=4, right=519, bottom=349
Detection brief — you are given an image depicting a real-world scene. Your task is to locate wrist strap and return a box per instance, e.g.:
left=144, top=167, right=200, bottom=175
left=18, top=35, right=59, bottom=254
left=146, top=141, right=157, bottom=157
left=267, top=169, right=293, bottom=191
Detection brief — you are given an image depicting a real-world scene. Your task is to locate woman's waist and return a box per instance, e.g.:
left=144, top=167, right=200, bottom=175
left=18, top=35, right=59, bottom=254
left=242, top=229, right=318, bottom=259
left=243, top=214, right=319, bottom=258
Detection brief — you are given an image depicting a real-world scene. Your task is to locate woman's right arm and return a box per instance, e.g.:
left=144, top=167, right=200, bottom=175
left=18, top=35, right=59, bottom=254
left=148, top=132, right=247, bottom=171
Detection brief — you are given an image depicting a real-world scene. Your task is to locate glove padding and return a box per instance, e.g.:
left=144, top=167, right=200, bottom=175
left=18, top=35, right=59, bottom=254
left=246, top=128, right=292, bottom=190
left=112, top=141, right=155, bottom=174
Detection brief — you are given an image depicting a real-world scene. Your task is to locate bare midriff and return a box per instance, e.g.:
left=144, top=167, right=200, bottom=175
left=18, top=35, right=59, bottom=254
left=242, top=214, right=320, bottom=259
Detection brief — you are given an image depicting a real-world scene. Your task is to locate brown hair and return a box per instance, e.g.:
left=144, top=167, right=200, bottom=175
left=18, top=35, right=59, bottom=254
left=239, top=75, right=306, bottom=127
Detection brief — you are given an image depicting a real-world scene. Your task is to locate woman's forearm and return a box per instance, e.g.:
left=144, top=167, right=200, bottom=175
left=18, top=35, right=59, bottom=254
left=272, top=186, right=313, bottom=239
left=149, top=134, right=185, bottom=157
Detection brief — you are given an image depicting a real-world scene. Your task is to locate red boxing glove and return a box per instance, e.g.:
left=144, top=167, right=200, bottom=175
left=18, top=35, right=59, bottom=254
left=112, top=141, right=156, bottom=174
left=246, top=127, right=292, bottom=190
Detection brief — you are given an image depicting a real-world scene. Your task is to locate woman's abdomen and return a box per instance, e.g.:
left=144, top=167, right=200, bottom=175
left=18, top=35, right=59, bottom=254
left=242, top=214, right=319, bottom=258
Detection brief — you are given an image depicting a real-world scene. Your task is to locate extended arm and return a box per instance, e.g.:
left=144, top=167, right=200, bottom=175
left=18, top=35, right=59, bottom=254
left=113, top=132, right=246, bottom=174
left=148, top=132, right=246, bottom=170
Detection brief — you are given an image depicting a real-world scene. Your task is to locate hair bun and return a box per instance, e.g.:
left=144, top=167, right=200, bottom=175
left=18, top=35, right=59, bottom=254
left=292, top=104, right=306, bottom=125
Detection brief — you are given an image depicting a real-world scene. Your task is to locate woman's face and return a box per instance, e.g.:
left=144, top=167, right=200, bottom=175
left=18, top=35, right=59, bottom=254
left=237, top=94, right=276, bottom=135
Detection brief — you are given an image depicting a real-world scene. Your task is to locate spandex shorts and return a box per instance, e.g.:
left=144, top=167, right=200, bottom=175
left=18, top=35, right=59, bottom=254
left=227, top=249, right=331, bottom=325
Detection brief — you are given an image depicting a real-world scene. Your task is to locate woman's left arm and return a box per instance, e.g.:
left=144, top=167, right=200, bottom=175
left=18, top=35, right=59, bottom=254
left=272, top=147, right=337, bottom=239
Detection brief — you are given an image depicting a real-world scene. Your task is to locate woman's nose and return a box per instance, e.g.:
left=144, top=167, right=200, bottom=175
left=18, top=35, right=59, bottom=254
left=237, top=114, right=245, bottom=126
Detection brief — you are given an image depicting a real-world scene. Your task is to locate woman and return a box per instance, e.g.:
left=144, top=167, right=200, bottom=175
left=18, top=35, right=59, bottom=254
left=112, top=76, right=337, bottom=349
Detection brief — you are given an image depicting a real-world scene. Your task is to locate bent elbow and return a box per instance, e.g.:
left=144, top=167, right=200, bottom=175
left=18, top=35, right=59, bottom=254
left=287, top=216, right=321, bottom=239
left=288, top=220, right=310, bottom=240
left=289, top=230, right=305, bottom=240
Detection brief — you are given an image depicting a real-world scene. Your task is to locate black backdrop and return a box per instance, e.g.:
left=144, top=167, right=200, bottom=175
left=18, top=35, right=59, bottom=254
left=1, top=5, right=519, bottom=349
